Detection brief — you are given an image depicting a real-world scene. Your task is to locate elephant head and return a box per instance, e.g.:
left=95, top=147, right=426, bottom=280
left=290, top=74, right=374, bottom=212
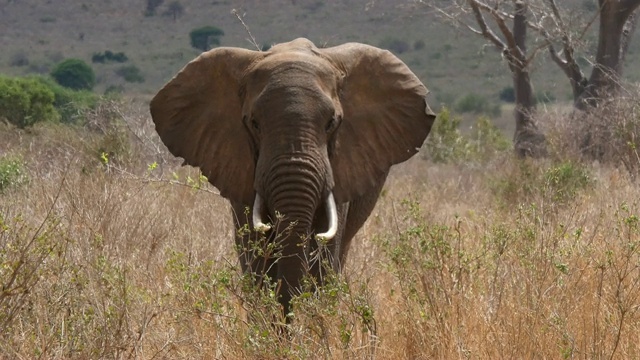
left=150, top=38, right=435, bottom=317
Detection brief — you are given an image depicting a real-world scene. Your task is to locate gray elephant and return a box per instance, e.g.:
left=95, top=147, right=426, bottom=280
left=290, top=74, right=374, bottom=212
left=150, top=38, right=435, bottom=319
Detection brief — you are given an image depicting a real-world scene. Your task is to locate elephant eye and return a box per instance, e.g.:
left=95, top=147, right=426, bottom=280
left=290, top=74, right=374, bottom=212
left=325, top=116, right=340, bottom=134
left=251, top=118, right=260, bottom=132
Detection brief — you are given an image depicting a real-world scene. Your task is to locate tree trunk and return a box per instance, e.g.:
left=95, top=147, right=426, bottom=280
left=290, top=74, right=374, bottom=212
left=576, top=0, right=640, bottom=109
left=510, top=2, right=546, bottom=157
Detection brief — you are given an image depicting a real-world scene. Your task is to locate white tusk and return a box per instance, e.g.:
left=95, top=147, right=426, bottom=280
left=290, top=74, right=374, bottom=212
left=252, top=193, right=271, bottom=232
left=315, top=193, right=338, bottom=242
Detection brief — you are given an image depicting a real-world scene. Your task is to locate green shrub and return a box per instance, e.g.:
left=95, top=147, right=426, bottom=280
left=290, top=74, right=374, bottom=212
left=423, top=108, right=471, bottom=163
left=34, top=77, right=98, bottom=124
left=91, top=51, right=128, bottom=64
left=50, top=59, right=96, bottom=91
left=104, top=85, right=125, bottom=95
left=472, top=116, right=511, bottom=160
left=543, top=161, right=591, bottom=202
left=491, top=160, right=592, bottom=207
left=423, top=108, right=510, bottom=164
left=0, top=78, right=29, bottom=125
left=0, top=76, right=60, bottom=128
left=189, top=26, right=225, bottom=51
left=50, top=86, right=97, bottom=124
left=455, top=93, right=501, bottom=117
left=115, top=65, right=145, bottom=83
left=0, top=157, right=28, bottom=193
left=379, top=37, right=410, bottom=54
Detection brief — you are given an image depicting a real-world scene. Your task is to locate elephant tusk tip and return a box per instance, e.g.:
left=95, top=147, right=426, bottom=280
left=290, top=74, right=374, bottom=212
left=254, top=223, right=272, bottom=233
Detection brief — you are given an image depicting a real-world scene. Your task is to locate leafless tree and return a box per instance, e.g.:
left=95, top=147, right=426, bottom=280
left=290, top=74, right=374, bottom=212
left=429, top=0, right=546, bottom=156
left=544, top=0, right=640, bottom=109
left=426, top=0, right=640, bottom=157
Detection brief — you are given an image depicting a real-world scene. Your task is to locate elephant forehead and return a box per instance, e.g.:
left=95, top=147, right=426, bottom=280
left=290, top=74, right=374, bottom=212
left=242, top=55, right=340, bottom=108
left=250, top=52, right=336, bottom=81
left=255, top=84, right=333, bottom=110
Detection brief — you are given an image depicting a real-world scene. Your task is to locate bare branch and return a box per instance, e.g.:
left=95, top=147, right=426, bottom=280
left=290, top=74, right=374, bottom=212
left=468, top=0, right=506, bottom=49
left=431, top=5, right=484, bottom=36
left=526, top=40, right=552, bottom=65
left=469, top=0, right=528, bottom=62
left=577, top=0, right=604, bottom=42
left=231, top=9, right=261, bottom=51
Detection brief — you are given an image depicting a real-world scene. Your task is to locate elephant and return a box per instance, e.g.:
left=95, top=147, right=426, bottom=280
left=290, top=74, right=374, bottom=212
left=150, top=38, right=436, bottom=319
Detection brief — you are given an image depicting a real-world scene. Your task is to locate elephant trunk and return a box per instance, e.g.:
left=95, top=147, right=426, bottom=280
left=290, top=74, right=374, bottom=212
left=258, top=152, right=329, bottom=316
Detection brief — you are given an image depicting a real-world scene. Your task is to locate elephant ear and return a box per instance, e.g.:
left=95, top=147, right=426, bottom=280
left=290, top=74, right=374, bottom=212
left=319, top=43, right=436, bottom=203
left=150, top=48, right=263, bottom=205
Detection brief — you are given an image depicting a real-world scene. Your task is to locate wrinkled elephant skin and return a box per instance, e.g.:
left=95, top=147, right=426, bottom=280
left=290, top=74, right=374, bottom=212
left=150, top=38, right=436, bottom=319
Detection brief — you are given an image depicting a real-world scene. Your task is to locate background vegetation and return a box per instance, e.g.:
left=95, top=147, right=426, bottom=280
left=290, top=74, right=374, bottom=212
left=0, top=96, right=639, bottom=358
left=2, top=0, right=636, bottom=134
left=2, top=0, right=640, bottom=358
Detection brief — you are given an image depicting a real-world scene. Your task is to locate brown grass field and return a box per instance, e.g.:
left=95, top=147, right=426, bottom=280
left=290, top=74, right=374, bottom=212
left=1, top=98, right=640, bottom=359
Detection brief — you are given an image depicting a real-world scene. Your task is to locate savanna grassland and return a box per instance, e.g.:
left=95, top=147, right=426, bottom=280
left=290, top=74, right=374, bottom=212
left=3, top=0, right=640, bottom=359
left=1, top=97, right=640, bottom=359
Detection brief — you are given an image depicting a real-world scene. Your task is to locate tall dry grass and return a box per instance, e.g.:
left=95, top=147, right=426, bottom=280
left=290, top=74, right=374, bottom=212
left=1, top=98, right=640, bottom=359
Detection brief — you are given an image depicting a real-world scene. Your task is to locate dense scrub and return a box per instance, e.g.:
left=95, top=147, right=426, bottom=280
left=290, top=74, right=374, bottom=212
left=1, top=98, right=640, bottom=358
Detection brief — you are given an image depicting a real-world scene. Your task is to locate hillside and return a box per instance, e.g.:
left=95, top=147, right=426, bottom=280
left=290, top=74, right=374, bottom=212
left=3, top=0, right=637, bottom=112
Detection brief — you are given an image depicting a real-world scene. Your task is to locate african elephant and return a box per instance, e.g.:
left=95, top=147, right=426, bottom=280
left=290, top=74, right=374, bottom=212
left=150, top=38, right=436, bottom=319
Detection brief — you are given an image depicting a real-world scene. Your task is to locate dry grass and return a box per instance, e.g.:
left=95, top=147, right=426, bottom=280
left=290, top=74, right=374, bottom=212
left=2, top=100, right=640, bottom=359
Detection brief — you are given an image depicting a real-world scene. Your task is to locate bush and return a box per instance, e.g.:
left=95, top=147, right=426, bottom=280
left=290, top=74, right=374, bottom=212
left=455, top=93, right=501, bottom=117
left=50, top=59, right=96, bottom=91
left=379, top=38, right=410, bottom=54
left=104, top=85, right=125, bottom=95
left=189, top=26, right=224, bottom=51
left=423, top=108, right=471, bottom=163
left=0, top=75, right=98, bottom=127
left=422, top=108, right=509, bottom=164
left=115, top=65, right=145, bottom=83
left=491, top=159, right=592, bottom=207
left=473, top=116, right=511, bottom=160
left=30, top=76, right=98, bottom=125
left=145, top=0, right=164, bottom=16
left=92, top=51, right=128, bottom=64
left=545, top=95, right=640, bottom=176
left=0, top=157, right=28, bottom=193
left=0, top=76, right=60, bottom=128
left=49, top=83, right=98, bottom=124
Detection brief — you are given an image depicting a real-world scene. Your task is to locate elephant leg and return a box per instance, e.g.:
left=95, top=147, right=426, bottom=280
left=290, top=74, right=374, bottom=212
left=230, top=201, right=278, bottom=285
left=338, top=171, right=389, bottom=268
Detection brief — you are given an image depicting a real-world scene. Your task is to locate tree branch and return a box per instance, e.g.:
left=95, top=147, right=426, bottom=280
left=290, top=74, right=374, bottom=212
left=431, top=5, right=484, bottom=37
left=542, top=0, right=588, bottom=98
left=468, top=0, right=506, bottom=49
